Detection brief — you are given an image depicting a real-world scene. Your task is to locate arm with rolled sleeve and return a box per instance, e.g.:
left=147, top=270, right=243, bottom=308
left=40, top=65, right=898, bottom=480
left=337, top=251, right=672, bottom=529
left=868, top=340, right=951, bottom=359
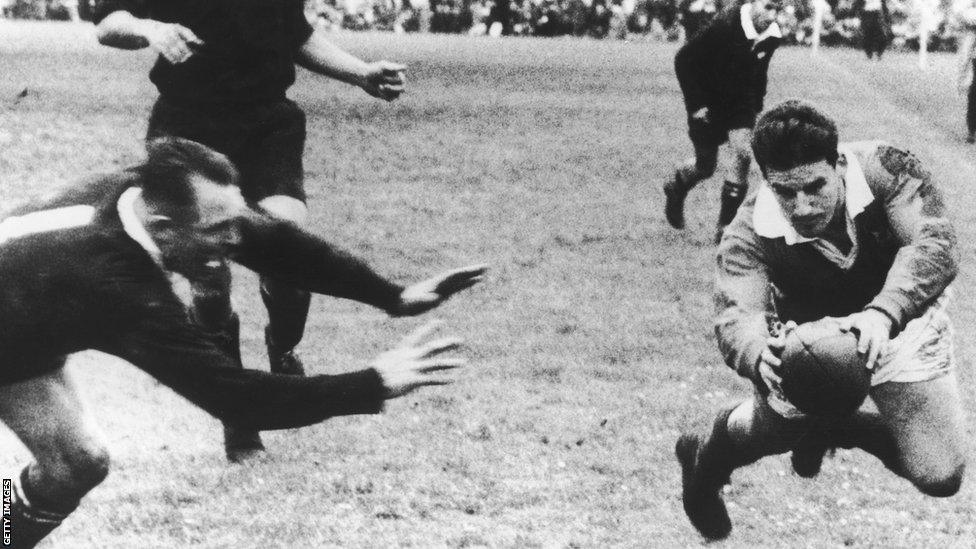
left=714, top=224, right=773, bottom=383
left=864, top=148, right=959, bottom=332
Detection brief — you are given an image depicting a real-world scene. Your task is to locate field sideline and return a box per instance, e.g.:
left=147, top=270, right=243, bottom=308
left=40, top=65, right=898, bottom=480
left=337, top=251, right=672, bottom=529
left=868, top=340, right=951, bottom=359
left=1, top=21, right=975, bottom=548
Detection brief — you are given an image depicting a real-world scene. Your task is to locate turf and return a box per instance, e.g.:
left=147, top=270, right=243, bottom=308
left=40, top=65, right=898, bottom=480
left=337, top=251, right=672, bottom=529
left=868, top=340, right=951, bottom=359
left=1, top=21, right=974, bottom=548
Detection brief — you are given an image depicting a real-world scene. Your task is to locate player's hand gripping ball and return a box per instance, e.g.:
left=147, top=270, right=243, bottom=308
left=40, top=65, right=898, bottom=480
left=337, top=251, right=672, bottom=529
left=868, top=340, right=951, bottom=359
left=779, top=320, right=872, bottom=418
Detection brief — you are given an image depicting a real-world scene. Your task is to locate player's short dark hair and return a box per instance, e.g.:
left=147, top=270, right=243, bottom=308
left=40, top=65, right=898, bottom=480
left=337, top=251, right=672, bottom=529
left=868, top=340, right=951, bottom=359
left=140, top=137, right=238, bottom=221
left=751, top=100, right=839, bottom=176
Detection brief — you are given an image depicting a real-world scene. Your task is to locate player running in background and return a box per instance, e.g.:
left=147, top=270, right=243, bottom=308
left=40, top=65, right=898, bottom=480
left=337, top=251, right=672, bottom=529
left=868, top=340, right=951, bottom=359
left=664, top=0, right=783, bottom=242
left=1, top=138, right=485, bottom=548
left=676, top=100, right=966, bottom=540
left=93, top=0, right=408, bottom=462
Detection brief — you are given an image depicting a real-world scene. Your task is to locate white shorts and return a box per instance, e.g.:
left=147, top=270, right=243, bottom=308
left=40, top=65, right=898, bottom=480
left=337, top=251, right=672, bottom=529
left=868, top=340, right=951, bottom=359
left=768, top=290, right=955, bottom=419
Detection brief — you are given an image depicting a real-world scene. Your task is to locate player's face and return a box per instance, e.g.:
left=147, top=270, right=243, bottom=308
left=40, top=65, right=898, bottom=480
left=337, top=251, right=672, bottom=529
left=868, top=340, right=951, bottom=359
left=766, top=159, right=846, bottom=238
left=751, top=0, right=782, bottom=32
left=158, top=176, right=247, bottom=279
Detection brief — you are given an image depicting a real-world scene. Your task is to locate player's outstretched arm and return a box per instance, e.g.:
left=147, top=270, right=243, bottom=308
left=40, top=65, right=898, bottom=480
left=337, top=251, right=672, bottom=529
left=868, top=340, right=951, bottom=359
left=231, top=211, right=486, bottom=314
left=105, top=297, right=466, bottom=430
left=390, top=264, right=488, bottom=317
left=94, top=10, right=203, bottom=64
left=297, top=27, right=406, bottom=101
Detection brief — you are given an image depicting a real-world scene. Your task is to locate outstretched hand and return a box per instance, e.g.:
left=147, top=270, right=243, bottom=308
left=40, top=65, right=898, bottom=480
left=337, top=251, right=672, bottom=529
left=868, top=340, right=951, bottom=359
left=361, top=61, right=407, bottom=101
left=393, top=264, right=488, bottom=317
left=373, top=321, right=465, bottom=399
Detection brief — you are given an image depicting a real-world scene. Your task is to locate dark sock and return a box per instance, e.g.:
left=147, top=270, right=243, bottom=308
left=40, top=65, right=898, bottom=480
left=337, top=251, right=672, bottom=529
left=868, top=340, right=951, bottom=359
left=260, top=280, right=311, bottom=353
left=717, top=181, right=747, bottom=228
left=698, top=407, right=762, bottom=485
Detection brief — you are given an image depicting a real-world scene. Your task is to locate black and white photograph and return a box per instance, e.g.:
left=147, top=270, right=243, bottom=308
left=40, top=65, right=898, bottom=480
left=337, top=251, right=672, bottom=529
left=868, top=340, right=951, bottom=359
left=1, top=0, right=974, bottom=546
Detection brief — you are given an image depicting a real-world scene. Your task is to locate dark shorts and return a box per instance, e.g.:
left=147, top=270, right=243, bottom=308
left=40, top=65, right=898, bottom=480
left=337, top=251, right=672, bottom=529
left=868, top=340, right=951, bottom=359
left=687, top=114, right=754, bottom=151
left=147, top=97, right=307, bottom=203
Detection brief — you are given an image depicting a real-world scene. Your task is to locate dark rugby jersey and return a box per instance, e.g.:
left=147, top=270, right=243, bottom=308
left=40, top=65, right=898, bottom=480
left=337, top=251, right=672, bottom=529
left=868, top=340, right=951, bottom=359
left=92, top=0, right=314, bottom=105
left=0, top=170, right=405, bottom=430
left=674, top=6, right=780, bottom=129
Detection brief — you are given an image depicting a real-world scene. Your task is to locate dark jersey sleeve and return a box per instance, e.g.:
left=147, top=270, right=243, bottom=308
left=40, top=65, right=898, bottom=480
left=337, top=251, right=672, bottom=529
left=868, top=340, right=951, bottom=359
left=98, top=275, right=385, bottom=430
left=230, top=210, right=404, bottom=312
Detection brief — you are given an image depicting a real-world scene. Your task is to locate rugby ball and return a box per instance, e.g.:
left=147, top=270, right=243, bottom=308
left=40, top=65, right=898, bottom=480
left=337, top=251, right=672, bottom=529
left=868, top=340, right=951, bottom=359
left=779, top=320, right=871, bottom=417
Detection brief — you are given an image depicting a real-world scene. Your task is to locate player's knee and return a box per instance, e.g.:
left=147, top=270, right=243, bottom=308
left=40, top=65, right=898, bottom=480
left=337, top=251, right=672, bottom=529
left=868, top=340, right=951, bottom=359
left=258, top=195, right=307, bottom=225
left=913, top=462, right=965, bottom=498
left=64, top=443, right=111, bottom=490
left=43, top=442, right=111, bottom=495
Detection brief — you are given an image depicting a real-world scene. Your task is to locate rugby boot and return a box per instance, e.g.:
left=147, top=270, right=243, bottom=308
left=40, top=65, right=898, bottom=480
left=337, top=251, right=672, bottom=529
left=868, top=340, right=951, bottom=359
left=676, top=433, right=733, bottom=540
left=266, top=326, right=306, bottom=376
left=664, top=170, right=689, bottom=229
left=715, top=180, right=747, bottom=244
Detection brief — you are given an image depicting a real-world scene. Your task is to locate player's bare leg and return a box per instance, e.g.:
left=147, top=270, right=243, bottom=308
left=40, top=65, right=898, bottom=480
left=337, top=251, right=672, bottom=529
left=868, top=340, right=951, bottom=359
left=871, top=373, right=967, bottom=496
left=0, top=365, right=110, bottom=548
left=665, top=143, right=718, bottom=229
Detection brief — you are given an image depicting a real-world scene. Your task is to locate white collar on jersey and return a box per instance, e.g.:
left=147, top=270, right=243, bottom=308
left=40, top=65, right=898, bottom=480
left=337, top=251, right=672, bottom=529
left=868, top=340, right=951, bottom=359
left=117, top=187, right=165, bottom=268
left=740, top=3, right=782, bottom=41
left=753, top=146, right=874, bottom=245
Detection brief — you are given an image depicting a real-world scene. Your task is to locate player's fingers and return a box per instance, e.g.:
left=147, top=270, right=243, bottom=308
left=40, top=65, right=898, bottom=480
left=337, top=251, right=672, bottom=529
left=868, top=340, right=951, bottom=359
left=856, top=326, right=871, bottom=354
left=437, top=275, right=484, bottom=296
left=164, top=48, right=186, bottom=64
left=416, top=377, right=453, bottom=387
left=420, top=337, right=463, bottom=356
left=759, top=363, right=781, bottom=387
left=176, top=26, right=204, bottom=46
left=380, top=62, right=408, bottom=74
left=401, top=319, right=443, bottom=347
left=417, top=357, right=465, bottom=373
left=865, top=344, right=879, bottom=371
left=865, top=334, right=884, bottom=370
left=760, top=349, right=781, bottom=369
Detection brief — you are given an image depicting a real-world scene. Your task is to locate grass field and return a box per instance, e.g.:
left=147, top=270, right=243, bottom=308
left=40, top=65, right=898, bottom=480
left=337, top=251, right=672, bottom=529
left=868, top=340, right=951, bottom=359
left=1, top=21, right=976, bottom=548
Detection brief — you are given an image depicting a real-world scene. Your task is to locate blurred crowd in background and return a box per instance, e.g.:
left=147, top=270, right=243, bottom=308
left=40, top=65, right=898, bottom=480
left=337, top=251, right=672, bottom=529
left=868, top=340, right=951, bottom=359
left=0, top=0, right=965, bottom=52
